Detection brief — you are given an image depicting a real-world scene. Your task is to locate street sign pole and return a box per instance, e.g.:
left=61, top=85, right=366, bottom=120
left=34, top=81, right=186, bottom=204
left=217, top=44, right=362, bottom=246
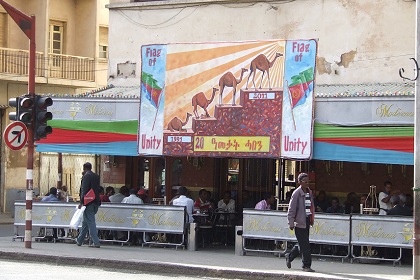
left=414, top=1, right=420, bottom=277
left=26, top=14, right=35, bottom=250
left=0, top=0, right=36, bottom=249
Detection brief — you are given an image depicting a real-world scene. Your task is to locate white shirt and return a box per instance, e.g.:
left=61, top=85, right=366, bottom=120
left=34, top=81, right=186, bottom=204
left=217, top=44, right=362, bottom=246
left=217, top=199, right=235, bottom=212
left=173, top=195, right=194, bottom=223
left=217, top=199, right=236, bottom=222
left=378, top=191, right=391, bottom=215
left=121, top=194, right=144, bottom=204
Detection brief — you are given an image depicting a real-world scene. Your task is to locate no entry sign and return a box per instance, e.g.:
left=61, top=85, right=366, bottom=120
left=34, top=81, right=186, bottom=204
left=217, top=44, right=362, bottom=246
left=3, top=121, right=28, bottom=150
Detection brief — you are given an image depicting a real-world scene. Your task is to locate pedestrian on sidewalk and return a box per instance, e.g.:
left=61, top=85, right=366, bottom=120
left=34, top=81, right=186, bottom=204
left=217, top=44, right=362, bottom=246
left=285, top=172, right=315, bottom=273
left=76, top=162, right=101, bottom=248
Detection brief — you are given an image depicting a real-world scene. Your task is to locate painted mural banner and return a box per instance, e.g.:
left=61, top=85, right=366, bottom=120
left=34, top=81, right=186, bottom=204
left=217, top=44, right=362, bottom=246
left=242, top=210, right=350, bottom=245
left=14, top=202, right=186, bottom=233
left=138, top=40, right=317, bottom=159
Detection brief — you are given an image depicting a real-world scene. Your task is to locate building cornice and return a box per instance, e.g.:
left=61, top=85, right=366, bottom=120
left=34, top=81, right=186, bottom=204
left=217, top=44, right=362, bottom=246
left=107, top=0, right=280, bottom=9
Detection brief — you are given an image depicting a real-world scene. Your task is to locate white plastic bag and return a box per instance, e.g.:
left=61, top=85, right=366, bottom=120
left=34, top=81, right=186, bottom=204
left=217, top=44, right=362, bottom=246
left=70, top=205, right=85, bottom=229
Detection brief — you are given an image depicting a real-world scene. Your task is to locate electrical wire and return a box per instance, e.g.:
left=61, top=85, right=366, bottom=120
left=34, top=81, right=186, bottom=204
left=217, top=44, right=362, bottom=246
left=116, top=0, right=296, bottom=29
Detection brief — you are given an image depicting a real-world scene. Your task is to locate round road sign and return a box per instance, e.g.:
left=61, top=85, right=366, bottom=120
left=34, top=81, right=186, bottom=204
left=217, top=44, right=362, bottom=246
left=3, top=121, right=28, bottom=150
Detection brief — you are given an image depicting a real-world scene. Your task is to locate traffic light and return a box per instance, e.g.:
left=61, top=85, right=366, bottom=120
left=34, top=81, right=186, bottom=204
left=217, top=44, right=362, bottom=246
left=8, top=95, right=34, bottom=126
left=8, top=97, right=18, bottom=121
left=34, top=95, right=53, bottom=141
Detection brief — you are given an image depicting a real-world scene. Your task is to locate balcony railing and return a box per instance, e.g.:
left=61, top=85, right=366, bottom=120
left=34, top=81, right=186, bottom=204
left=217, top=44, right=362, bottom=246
left=0, top=47, right=95, bottom=82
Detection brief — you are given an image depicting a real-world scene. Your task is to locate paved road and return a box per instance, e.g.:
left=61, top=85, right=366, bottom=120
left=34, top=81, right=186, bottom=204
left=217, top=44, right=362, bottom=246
left=0, top=259, right=235, bottom=280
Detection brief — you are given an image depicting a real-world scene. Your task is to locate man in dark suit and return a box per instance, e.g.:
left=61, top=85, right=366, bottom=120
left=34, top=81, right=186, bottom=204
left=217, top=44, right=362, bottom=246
left=76, top=162, right=101, bottom=248
left=387, top=195, right=412, bottom=216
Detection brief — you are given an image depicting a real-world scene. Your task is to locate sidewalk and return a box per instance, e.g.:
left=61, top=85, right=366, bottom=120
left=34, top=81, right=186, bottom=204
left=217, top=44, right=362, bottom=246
left=0, top=212, right=13, bottom=224
left=0, top=213, right=412, bottom=280
left=0, top=237, right=412, bottom=279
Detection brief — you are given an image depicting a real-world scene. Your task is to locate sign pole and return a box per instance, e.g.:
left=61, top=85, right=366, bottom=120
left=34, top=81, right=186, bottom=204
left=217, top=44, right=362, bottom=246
left=0, top=0, right=36, bottom=249
left=25, top=14, right=35, bottom=250
left=414, top=0, right=420, bottom=276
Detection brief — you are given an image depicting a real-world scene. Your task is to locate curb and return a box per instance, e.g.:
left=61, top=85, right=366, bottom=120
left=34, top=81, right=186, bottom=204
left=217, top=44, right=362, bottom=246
left=0, top=250, right=329, bottom=280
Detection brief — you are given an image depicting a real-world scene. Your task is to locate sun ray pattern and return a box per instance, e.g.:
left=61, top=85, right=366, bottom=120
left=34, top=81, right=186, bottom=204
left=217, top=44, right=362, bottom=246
left=165, top=41, right=285, bottom=125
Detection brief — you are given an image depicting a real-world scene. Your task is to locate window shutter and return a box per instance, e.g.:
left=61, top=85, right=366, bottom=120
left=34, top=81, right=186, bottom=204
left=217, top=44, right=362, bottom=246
left=0, top=13, right=7, bottom=47
left=99, top=26, right=108, bottom=45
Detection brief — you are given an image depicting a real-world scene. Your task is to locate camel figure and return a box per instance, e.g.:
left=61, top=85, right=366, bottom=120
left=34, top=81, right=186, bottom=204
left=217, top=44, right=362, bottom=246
left=191, top=87, right=219, bottom=119
left=218, top=68, right=248, bottom=105
left=167, top=112, right=192, bottom=133
left=246, top=52, right=283, bottom=90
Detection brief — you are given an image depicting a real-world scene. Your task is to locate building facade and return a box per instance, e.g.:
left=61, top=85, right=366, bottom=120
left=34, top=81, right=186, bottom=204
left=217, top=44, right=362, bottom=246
left=101, top=0, right=415, bottom=206
left=0, top=0, right=109, bottom=212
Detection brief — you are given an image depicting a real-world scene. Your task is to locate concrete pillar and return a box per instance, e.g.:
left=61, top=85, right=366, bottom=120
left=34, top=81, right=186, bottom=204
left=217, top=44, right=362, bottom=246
left=188, top=222, right=197, bottom=251
left=235, top=225, right=244, bottom=256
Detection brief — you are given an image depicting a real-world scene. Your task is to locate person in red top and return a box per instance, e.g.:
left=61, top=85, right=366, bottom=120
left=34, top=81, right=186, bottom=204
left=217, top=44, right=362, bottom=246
left=99, top=186, right=110, bottom=203
left=194, top=188, right=211, bottom=213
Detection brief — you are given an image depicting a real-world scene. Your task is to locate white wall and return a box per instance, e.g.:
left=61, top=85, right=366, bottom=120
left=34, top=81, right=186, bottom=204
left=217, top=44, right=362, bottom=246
left=107, top=0, right=415, bottom=86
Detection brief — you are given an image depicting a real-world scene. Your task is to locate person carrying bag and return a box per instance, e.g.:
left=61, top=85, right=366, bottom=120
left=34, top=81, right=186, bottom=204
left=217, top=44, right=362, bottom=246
left=70, top=205, right=86, bottom=229
left=75, top=162, right=102, bottom=248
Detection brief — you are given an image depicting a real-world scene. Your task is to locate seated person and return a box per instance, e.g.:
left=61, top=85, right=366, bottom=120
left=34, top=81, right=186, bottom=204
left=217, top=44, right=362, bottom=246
left=344, top=192, right=359, bottom=214
left=326, top=197, right=345, bottom=213
left=194, top=188, right=211, bottom=214
left=255, top=192, right=275, bottom=210
left=57, top=185, right=68, bottom=201
left=217, top=191, right=236, bottom=223
left=387, top=194, right=412, bottom=216
left=207, top=190, right=216, bottom=210
left=172, top=186, right=194, bottom=223
left=314, top=190, right=329, bottom=212
left=99, top=186, right=110, bottom=203
left=137, top=188, right=151, bottom=204
left=109, top=185, right=129, bottom=203
left=41, top=187, right=60, bottom=202
left=121, top=188, right=144, bottom=204
left=40, top=187, right=60, bottom=239
left=105, top=186, right=115, bottom=197
left=242, top=190, right=255, bottom=209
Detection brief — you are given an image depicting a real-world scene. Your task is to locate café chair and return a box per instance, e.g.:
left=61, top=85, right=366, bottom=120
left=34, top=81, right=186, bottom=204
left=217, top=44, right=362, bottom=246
left=214, top=208, right=236, bottom=246
left=195, top=211, right=217, bottom=248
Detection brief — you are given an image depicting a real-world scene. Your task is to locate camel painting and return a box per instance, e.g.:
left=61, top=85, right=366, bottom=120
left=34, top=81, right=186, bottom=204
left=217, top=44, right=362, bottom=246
left=246, top=53, right=283, bottom=90
left=191, top=87, right=219, bottom=119
left=218, top=68, right=248, bottom=105
left=167, top=112, right=192, bottom=133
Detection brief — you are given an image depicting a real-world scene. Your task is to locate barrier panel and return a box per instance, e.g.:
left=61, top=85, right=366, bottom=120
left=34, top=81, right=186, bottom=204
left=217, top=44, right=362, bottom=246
left=242, top=210, right=351, bottom=259
left=351, top=215, right=413, bottom=265
left=14, top=201, right=187, bottom=248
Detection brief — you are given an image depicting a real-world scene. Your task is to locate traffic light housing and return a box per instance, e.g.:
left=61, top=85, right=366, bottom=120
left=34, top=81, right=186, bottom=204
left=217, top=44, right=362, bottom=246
left=34, top=95, right=53, bottom=141
left=8, top=97, right=18, bottom=121
left=8, top=95, right=34, bottom=126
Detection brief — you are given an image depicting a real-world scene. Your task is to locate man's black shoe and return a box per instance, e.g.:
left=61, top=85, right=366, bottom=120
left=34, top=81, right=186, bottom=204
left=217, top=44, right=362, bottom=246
left=302, top=267, right=315, bottom=272
left=285, top=254, right=291, bottom=269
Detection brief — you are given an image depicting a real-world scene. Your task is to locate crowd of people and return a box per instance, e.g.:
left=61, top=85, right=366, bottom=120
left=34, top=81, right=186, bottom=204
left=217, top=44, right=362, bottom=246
left=310, top=180, right=413, bottom=216
left=39, top=185, right=69, bottom=202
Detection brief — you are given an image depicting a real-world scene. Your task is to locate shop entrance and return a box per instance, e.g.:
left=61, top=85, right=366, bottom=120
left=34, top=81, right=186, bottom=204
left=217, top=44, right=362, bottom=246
left=215, top=158, right=277, bottom=211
